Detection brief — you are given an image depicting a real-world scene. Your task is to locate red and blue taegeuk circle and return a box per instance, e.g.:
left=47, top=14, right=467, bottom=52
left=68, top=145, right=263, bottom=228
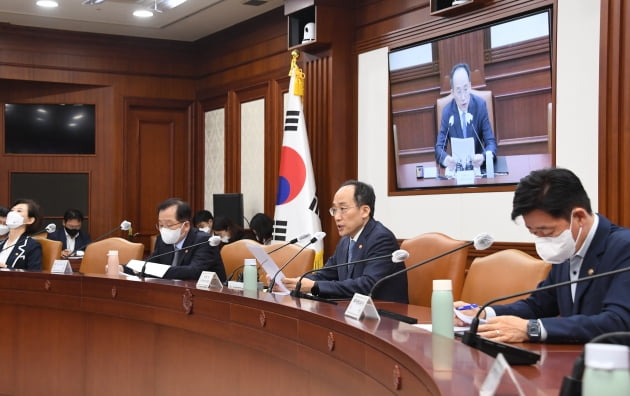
left=276, top=146, right=306, bottom=205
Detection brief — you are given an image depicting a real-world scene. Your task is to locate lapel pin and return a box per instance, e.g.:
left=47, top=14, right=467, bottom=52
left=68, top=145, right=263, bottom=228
left=587, top=268, right=594, bottom=276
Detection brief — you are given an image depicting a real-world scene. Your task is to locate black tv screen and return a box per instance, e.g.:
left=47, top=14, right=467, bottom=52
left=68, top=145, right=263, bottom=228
left=4, top=103, right=95, bottom=154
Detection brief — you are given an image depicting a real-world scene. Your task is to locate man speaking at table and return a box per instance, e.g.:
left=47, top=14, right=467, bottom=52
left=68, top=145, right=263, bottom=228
left=435, top=63, right=497, bottom=173
left=281, top=180, right=408, bottom=303
left=456, top=168, right=630, bottom=343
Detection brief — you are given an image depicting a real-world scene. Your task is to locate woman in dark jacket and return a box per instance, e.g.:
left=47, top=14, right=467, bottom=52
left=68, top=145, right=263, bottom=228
left=0, top=198, right=43, bottom=270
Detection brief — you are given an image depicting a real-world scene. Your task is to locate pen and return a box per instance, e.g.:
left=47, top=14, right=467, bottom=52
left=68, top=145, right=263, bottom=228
left=456, top=304, right=478, bottom=311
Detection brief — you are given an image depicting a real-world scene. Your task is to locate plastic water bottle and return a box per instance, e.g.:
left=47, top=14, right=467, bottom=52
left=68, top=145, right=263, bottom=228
left=431, top=279, right=454, bottom=339
left=582, top=343, right=630, bottom=396
left=106, top=250, right=119, bottom=276
left=243, top=258, right=258, bottom=292
left=485, top=151, right=494, bottom=178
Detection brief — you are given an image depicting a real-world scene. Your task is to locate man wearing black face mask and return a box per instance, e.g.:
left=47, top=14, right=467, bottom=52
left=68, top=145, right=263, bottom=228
left=455, top=168, right=630, bottom=344
left=48, top=208, right=92, bottom=259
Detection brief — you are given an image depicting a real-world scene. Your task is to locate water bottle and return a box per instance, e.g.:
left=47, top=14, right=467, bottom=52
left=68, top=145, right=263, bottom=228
left=582, top=343, right=630, bottom=396
left=485, top=151, right=494, bottom=178
left=242, top=258, right=258, bottom=292
left=431, top=279, right=454, bottom=339
left=106, top=250, right=119, bottom=276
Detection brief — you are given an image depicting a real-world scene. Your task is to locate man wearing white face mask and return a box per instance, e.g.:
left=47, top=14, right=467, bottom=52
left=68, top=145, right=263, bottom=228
left=455, top=168, right=630, bottom=344
left=144, top=198, right=226, bottom=281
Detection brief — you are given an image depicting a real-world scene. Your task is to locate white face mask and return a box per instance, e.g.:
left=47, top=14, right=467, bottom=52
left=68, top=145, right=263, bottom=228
left=534, top=215, right=582, bottom=264
left=0, top=224, right=9, bottom=236
left=199, top=227, right=210, bottom=233
left=6, top=211, right=24, bottom=229
left=220, top=236, right=230, bottom=244
left=160, top=224, right=183, bottom=245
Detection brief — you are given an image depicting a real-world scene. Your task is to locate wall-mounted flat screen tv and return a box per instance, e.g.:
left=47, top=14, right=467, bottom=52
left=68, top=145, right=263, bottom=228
left=4, top=103, right=95, bottom=154
left=389, top=9, right=553, bottom=191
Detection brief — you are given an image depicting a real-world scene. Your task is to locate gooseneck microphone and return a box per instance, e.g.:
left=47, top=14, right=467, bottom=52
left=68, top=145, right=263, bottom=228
left=436, top=115, right=454, bottom=180
left=268, top=232, right=325, bottom=292
left=71, top=220, right=132, bottom=256
left=367, top=233, right=494, bottom=324
left=461, top=264, right=630, bottom=365
left=32, top=223, right=56, bottom=236
left=138, top=235, right=221, bottom=278
left=267, top=233, right=311, bottom=255
left=290, top=249, right=410, bottom=305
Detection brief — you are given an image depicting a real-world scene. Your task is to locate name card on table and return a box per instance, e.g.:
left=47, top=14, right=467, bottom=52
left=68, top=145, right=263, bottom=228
left=196, top=271, right=223, bottom=290
left=344, top=293, right=381, bottom=321
left=51, top=260, right=73, bottom=274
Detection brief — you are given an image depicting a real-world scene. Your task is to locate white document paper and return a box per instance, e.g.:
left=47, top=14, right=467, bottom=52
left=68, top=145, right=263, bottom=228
left=450, top=136, right=475, bottom=165
left=454, top=308, right=487, bottom=325
left=126, top=259, right=170, bottom=278
left=245, top=243, right=289, bottom=293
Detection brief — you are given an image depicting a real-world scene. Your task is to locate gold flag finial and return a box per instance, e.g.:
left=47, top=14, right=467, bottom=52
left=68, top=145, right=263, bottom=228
left=289, top=50, right=305, bottom=97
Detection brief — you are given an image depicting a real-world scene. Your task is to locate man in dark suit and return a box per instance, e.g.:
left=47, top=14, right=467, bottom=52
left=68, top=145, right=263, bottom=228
left=47, top=208, right=92, bottom=258
left=151, top=198, right=226, bottom=281
left=282, top=180, right=408, bottom=303
left=455, top=168, right=630, bottom=343
left=434, top=63, right=497, bottom=173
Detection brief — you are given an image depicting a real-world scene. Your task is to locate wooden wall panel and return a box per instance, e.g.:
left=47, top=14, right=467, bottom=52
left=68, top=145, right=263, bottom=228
left=599, top=0, right=630, bottom=228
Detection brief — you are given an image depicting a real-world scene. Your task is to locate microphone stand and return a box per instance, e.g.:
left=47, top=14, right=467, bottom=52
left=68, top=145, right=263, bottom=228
left=461, top=265, right=630, bottom=365
left=268, top=238, right=317, bottom=292
left=70, top=222, right=130, bottom=257
left=290, top=251, right=405, bottom=305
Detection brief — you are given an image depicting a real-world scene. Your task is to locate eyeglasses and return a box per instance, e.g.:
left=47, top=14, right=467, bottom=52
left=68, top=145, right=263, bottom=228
left=329, top=206, right=357, bottom=217
left=155, top=221, right=183, bottom=231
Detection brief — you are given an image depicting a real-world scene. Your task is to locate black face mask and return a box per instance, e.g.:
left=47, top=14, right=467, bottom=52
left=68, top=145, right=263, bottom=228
left=65, top=227, right=80, bottom=237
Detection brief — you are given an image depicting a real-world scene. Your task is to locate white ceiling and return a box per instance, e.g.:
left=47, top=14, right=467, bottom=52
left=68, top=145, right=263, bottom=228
left=0, top=0, right=285, bottom=42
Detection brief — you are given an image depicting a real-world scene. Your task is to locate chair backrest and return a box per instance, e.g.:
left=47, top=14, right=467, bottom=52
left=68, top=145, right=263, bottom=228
left=220, top=239, right=261, bottom=281
left=436, top=89, right=495, bottom=132
left=460, top=249, right=551, bottom=305
left=399, top=232, right=469, bottom=307
left=79, top=237, right=145, bottom=274
left=263, top=243, right=315, bottom=280
left=34, top=237, right=62, bottom=272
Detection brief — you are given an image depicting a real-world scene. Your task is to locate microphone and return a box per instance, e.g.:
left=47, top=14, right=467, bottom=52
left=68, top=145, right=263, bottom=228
left=71, top=220, right=132, bottom=256
left=466, top=112, right=487, bottom=154
left=290, top=249, right=410, bottom=305
left=436, top=115, right=454, bottom=180
left=369, top=233, right=494, bottom=323
left=138, top=235, right=221, bottom=278
left=32, top=223, right=56, bottom=235
left=266, top=233, right=311, bottom=254
left=461, top=263, right=630, bottom=365
left=267, top=232, right=325, bottom=292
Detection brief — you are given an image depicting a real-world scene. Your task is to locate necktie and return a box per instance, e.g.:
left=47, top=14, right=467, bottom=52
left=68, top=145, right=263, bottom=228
left=461, top=112, right=467, bottom=138
left=171, top=247, right=180, bottom=267
left=347, top=239, right=356, bottom=274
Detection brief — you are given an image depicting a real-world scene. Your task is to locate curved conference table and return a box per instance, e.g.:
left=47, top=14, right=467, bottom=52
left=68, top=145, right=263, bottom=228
left=0, top=270, right=580, bottom=395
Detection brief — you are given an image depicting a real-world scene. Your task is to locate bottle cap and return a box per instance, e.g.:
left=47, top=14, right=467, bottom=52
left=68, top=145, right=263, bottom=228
left=585, top=343, right=630, bottom=370
left=107, top=250, right=119, bottom=256
left=433, top=279, right=452, bottom=291
left=244, top=258, right=256, bottom=266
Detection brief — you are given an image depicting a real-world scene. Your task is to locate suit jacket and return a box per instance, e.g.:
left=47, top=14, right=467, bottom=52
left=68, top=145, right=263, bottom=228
left=308, top=218, right=408, bottom=303
left=434, top=93, right=497, bottom=166
left=47, top=228, right=92, bottom=251
left=152, top=228, right=226, bottom=281
left=493, top=215, right=630, bottom=343
left=0, top=234, right=42, bottom=270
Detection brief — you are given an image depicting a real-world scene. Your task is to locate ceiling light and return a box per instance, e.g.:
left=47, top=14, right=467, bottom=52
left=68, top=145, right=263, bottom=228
left=133, top=9, right=154, bottom=18
left=82, top=0, right=106, bottom=5
left=165, top=0, right=187, bottom=7
left=36, top=0, right=59, bottom=7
